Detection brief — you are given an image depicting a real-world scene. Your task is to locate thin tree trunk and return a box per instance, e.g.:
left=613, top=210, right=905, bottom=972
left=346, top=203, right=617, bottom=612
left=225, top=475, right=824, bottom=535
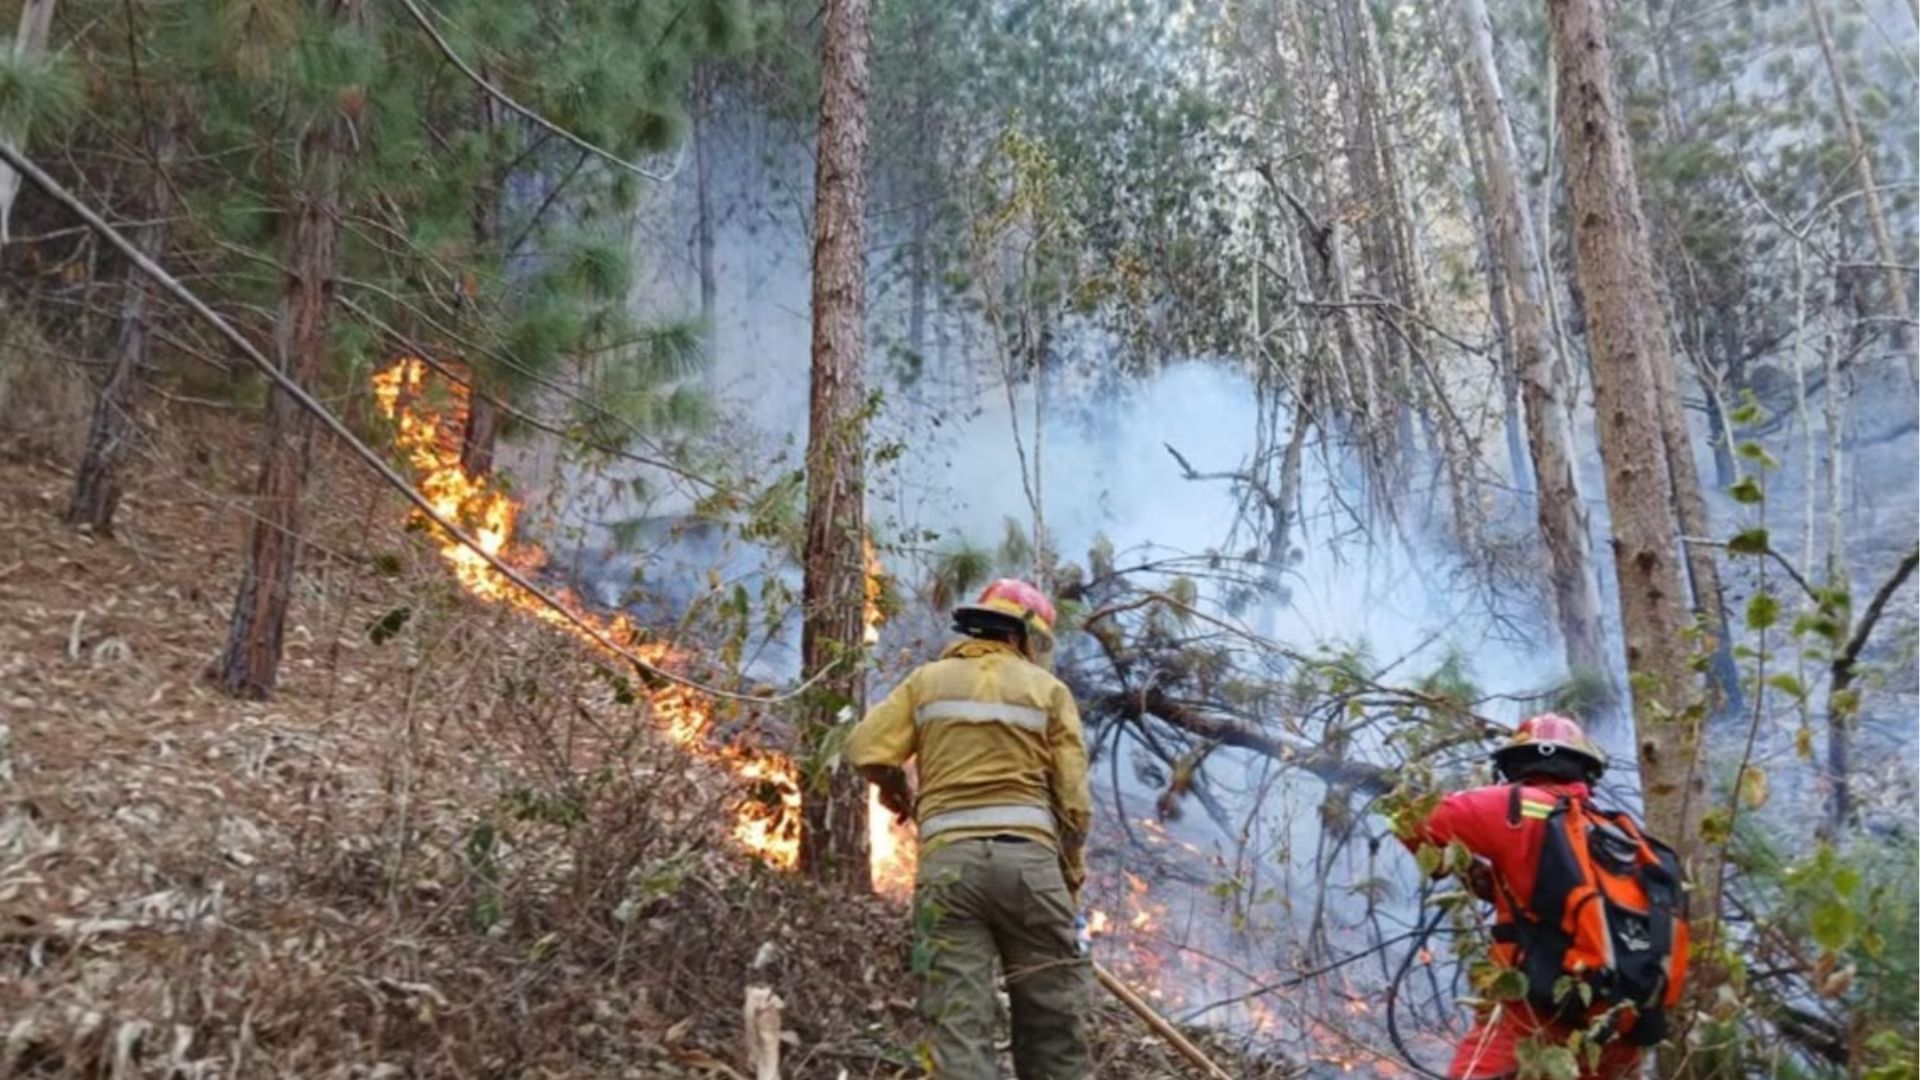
left=1459, top=0, right=1612, bottom=696
left=460, top=74, right=505, bottom=478
left=1648, top=308, right=1743, bottom=719
left=1820, top=302, right=1854, bottom=833
left=67, top=111, right=179, bottom=533
left=905, top=10, right=932, bottom=367
left=1269, top=397, right=1311, bottom=583
left=1331, top=0, right=1406, bottom=467
left=693, top=63, right=717, bottom=335
left=1828, top=549, right=1919, bottom=832
left=1548, top=0, right=1713, bottom=932
left=215, top=0, right=364, bottom=699
left=1703, top=388, right=1738, bottom=488
left=0, top=0, right=58, bottom=245
left=799, top=0, right=872, bottom=884
left=1449, top=55, right=1532, bottom=495
left=1346, top=0, right=1483, bottom=546
left=1806, top=0, right=1914, bottom=359
left=1273, top=0, right=1373, bottom=471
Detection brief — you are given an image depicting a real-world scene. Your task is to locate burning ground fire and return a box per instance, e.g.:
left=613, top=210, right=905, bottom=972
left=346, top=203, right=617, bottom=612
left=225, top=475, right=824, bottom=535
left=371, top=359, right=802, bottom=866
left=371, top=361, right=1423, bottom=1070
left=864, top=537, right=921, bottom=897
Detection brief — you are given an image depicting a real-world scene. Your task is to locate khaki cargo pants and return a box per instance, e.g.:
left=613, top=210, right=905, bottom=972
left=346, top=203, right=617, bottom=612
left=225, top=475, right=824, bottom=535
left=913, top=836, right=1093, bottom=1079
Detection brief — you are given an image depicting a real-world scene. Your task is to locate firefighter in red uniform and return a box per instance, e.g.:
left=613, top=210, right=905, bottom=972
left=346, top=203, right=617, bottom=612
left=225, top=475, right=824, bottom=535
left=1397, top=714, right=1647, bottom=1080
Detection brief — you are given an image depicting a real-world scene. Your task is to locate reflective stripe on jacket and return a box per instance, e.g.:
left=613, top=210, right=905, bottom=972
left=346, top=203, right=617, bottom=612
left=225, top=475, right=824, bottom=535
left=1400, top=780, right=1592, bottom=965
left=846, top=638, right=1091, bottom=869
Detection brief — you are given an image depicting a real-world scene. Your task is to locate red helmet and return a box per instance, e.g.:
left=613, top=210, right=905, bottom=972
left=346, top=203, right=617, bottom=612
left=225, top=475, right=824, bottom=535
left=953, top=579, right=1057, bottom=664
left=1492, top=712, right=1606, bottom=781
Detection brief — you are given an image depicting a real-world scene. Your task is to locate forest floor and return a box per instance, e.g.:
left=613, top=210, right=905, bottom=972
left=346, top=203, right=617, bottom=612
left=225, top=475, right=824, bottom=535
left=0, top=406, right=1282, bottom=1078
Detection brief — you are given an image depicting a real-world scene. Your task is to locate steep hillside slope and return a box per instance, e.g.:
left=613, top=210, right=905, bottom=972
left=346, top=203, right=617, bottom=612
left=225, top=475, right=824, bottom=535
left=0, top=416, right=1276, bottom=1079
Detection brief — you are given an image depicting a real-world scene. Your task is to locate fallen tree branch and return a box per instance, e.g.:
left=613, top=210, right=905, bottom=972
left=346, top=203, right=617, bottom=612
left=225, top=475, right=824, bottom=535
left=1085, top=681, right=1395, bottom=796
left=1094, top=962, right=1235, bottom=1080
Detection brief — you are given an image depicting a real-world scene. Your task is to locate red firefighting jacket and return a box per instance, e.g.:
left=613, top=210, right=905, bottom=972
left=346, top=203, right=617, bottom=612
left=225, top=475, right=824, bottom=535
left=1401, top=780, right=1592, bottom=967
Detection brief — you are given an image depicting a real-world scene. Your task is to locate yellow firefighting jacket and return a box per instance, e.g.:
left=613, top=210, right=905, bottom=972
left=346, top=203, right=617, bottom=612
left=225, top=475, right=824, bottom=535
left=847, top=637, right=1092, bottom=883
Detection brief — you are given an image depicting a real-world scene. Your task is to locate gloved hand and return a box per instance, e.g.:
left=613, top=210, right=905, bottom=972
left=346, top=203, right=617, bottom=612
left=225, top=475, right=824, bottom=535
left=877, top=782, right=914, bottom=825
left=1466, top=859, right=1495, bottom=902
left=862, top=766, right=915, bottom=825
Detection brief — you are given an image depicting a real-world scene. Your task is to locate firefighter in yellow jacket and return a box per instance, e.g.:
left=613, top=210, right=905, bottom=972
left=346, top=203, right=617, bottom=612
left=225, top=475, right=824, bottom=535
left=847, top=579, right=1093, bottom=1080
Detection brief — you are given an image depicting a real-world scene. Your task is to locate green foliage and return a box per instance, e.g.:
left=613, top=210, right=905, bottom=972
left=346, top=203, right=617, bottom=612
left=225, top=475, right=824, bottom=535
left=995, top=517, right=1033, bottom=572
left=1738, top=826, right=1920, bottom=1049
left=930, top=543, right=994, bottom=612
left=1417, top=648, right=1479, bottom=712
left=0, top=45, right=83, bottom=135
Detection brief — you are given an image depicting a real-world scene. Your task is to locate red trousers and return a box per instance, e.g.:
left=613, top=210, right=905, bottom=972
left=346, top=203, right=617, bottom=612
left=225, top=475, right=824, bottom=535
left=1448, top=1006, right=1643, bottom=1080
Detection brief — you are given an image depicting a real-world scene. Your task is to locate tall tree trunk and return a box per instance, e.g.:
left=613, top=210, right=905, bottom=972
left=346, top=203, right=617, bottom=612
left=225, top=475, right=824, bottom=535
left=1806, top=0, right=1914, bottom=359
left=1272, top=0, right=1376, bottom=485
left=692, top=63, right=717, bottom=336
left=1330, top=0, right=1405, bottom=463
left=0, top=0, right=58, bottom=245
left=1458, top=0, right=1612, bottom=695
left=1349, top=0, right=1483, bottom=548
left=1648, top=316, right=1744, bottom=719
left=1448, top=55, right=1532, bottom=495
left=460, top=74, right=504, bottom=478
left=904, top=11, right=932, bottom=369
left=215, top=0, right=364, bottom=699
left=1550, top=0, right=1721, bottom=1028
left=799, top=0, right=872, bottom=884
left=1820, top=312, right=1854, bottom=833
left=66, top=110, right=180, bottom=533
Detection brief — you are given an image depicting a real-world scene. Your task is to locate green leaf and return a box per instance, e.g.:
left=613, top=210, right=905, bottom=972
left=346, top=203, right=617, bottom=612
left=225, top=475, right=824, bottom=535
left=1833, top=688, right=1862, bottom=720
left=1701, top=807, right=1733, bottom=844
left=1737, top=767, right=1768, bottom=809
left=1810, top=899, right=1856, bottom=952
left=1766, top=673, right=1805, bottom=697
left=1488, top=967, right=1529, bottom=1002
left=1728, top=476, right=1765, bottom=504
left=1728, top=528, right=1770, bottom=556
left=1736, top=441, right=1780, bottom=470
left=1833, top=864, right=1862, bottom=898
left=367, top=606, right=413, bottom=645
left=1746, top=592, right=1780, bottom=630
left=1416, top=843, right=1442, bottom=877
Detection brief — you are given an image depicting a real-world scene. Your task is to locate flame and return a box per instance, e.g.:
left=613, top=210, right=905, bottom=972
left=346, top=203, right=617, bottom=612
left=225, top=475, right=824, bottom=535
left=862, top=536, right=884, bottom=647
left=371, top=359, right=801, bottom=868
left=860, top=536, right=920, bottom=898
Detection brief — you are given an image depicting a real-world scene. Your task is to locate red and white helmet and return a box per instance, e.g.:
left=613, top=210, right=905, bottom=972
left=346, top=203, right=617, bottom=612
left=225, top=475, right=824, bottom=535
left=953, top=578, right=1057, bottom=665
left=1492, top=712, right=1606, bottom=781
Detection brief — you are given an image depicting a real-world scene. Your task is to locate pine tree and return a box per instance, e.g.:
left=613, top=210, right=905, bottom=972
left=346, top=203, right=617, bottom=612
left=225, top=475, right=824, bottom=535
left=65, top=104, right=180, bottom=533
left=799, top=0, right=873, bottom=883
left=1548, top=0, right=1720, bottom=983
left=0, top=0, right=57, bottom=244
left=216, top=0, right=372, bottom=698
